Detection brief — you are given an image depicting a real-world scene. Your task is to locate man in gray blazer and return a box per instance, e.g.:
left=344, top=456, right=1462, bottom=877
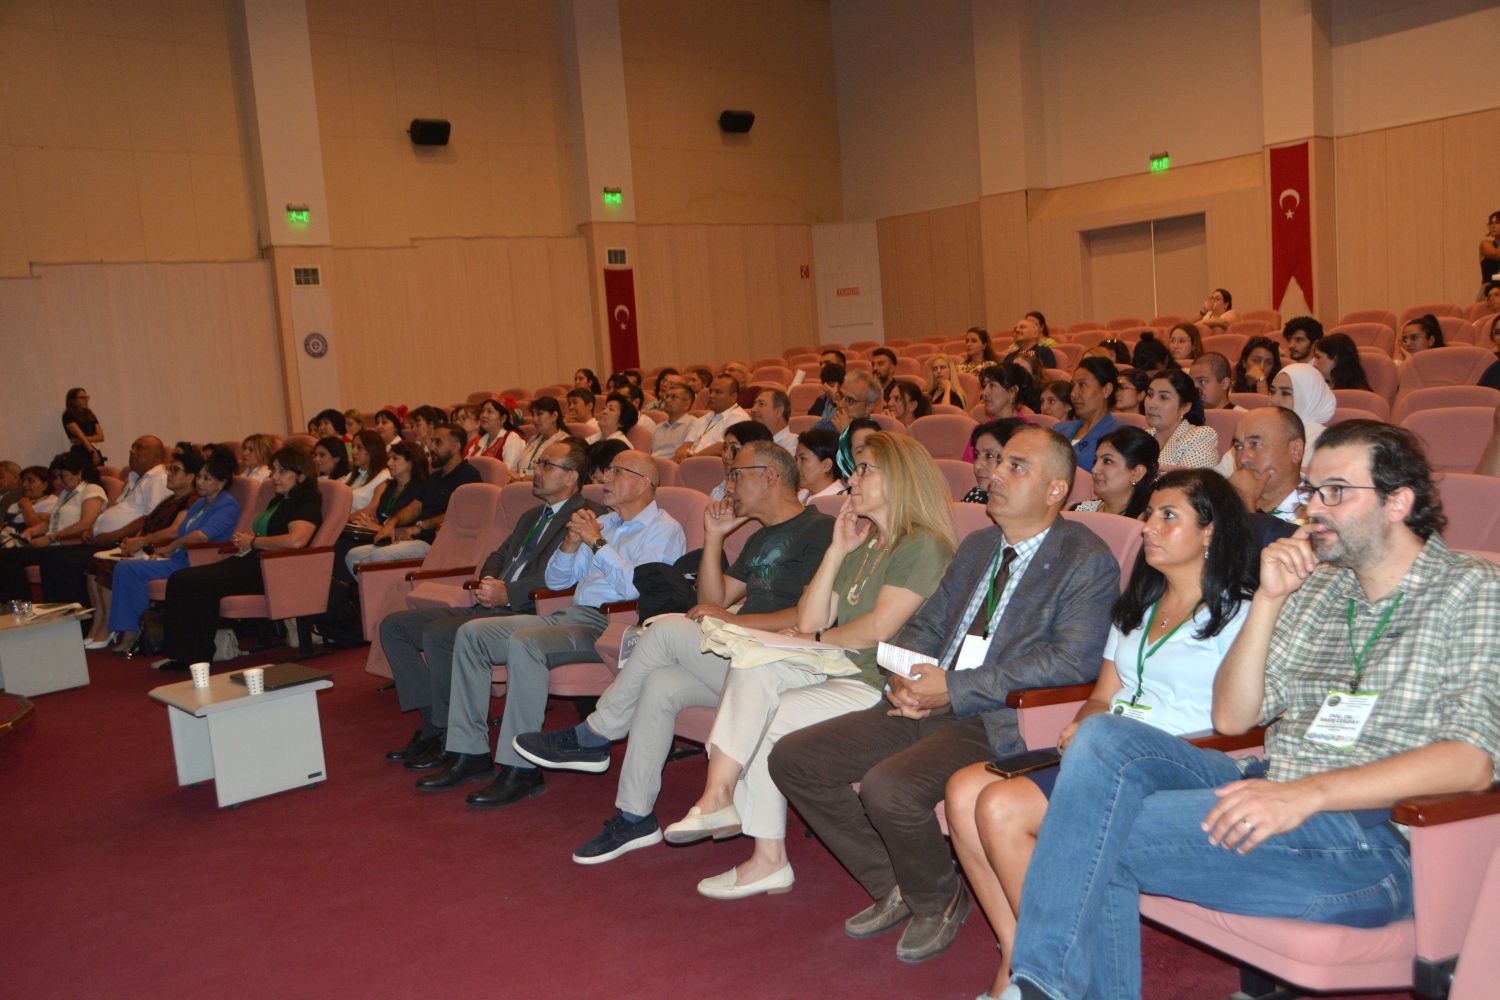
left=382, top=438, right=602, bottom=767
left=770, top=427, right=1119, bottom=964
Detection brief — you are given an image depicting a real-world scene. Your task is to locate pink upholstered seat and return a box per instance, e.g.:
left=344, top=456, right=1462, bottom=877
left=1330, top=322, right=1396, bottom=355
left=1229, top=392, right=1272, bottom=409
left=1112, top=411, right=1149, bottom=431
left=1202, top=408, right=1239, bottom=454
left=788, top=383, right=823, bottom=414
left=1107, top=317, right=1144, bottom=330
left=1329, top=406, right=1383, bottom=425
left=1396, top=347, right=1495, bottom=404
left=1340, top=308, right=1398, bottom=330
left=1358, top=351, right=1400, bottom=402
left=653, top=457, right=679, bottom=487
left=935, top=459, right=975, bottom=500
left=950, top=501, right=991, bottom=541
left=910, top=414, right=978, bottom=460
left=1061, top=510, right=1141, bottom=588
left=1401, top=407, right=1494, bottom=472
left=1450, top=846, right=1500, bottom=999
left=1228, top=319, right=1271, bottom=337
left=1201, top=333, right=1247, bottom=360
left=1392, top=385, right=1500, bottom=424
left=466, top=456, right=511, bottom=487
left=1437, top=316, right=1480, bottom=345
left=1399, top=302, right=1464, bottom=326
left=676, top=456, right=724, bottom=496
left=1435, top=473, right=1500, bottom=551
left=752, top=365, right=792, bottom=384
left=1331, top=388, right=1391, bottom=420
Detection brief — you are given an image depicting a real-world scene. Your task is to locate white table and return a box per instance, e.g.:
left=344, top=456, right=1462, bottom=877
left=0, top=609, right=91, bottom=696
left=148, top=673, right=333, bottom=808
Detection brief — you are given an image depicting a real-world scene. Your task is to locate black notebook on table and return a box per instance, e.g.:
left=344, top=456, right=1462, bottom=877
left=229, top=662, right=333, bottom=690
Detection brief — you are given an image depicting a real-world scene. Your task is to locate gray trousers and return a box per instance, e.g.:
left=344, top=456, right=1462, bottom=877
left=380, top=604, right=514, bottom=736
left=447, top=604, right=610, bottom=763
left=585, top=615, right=731, bottom=817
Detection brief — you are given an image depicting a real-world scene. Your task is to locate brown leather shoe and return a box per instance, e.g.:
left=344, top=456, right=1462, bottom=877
left=895, top=880, right=972, bottom=963
left=843, top=885, right=911, bottom=939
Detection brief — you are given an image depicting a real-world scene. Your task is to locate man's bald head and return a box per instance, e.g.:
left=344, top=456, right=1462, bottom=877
left=613, top=449, right=658, bottom=487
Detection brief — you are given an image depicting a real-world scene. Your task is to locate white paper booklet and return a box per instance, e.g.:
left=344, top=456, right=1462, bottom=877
left=877, top=641, right=939, bottom=679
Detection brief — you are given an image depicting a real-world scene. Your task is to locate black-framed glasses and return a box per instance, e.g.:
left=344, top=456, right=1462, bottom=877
left=727, top=465, right=769, bottom=483
left=533, top=459, right=575, bottom=474
left=850, top=462, right=881, bottom=478
left=1295, top=482, right=1380, bottom=506
left=603, top=465, right=649, bottom=482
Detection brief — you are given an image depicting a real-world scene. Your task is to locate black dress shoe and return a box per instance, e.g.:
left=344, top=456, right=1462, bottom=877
left=465, top=765, right=546, bottom=809
left=402, top=740, right=451, bottom=770
left=386, top=730, right=441, bottom=762
left=414, top=751, right=495, bottom=791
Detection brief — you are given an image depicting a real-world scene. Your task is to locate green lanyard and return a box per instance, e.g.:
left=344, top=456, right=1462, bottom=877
left=1131, top=599, right=1203, bottom=705
left=1346, top=592, right=1402, bottom=693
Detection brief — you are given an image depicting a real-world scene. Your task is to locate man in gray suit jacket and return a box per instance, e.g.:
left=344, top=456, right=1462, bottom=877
left=382, top=438, right=602, bottom=767
left=770, top=427, right=1119, bottom=964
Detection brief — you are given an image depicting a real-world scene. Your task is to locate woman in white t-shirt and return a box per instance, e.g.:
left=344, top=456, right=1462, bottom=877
left=342, top=430, right=391, bottom=512
left=0, top=451, right=108, bottom=599
left=2, top=466, right=57, bottom=544
left=944, top=469, right=1256, bottom=1000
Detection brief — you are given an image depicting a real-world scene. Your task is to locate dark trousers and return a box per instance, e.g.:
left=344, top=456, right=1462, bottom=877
left=0, top=546, right=49, bottom=601
left=380, top=604, right=515, bottom=735
left=38, top=544, right=108, bottom=604
left=768, top=701, right=992, bottom=916
left=164, top=554, right=266, bottom=662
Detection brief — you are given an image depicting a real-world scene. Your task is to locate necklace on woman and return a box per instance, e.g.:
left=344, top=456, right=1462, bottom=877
left=845, top=536, right=889, bottom=605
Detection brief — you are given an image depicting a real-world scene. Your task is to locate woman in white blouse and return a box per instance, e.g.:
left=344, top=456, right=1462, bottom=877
left=945, top=469, right=1256, bottom=1000
left=1143, top=369, right=1220, bottom=468
left=473, top=397, right=526, bottom=469
left=0, top=451, right=108, bottom=600
left=512, top=397, right=570, bottom=478
left=793, top=428, right=845, bottom=504
left=240, top=433, right=277, bottom=482
left=342, top=430, right=391, bottom=511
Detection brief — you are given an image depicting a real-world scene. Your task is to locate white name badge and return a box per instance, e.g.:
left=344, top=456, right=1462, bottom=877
left=1110, top=699, right=1153, bottom=722
left=953, top=633, right=990, bottom=672
left=1303, top=690, right=1380, bottom=752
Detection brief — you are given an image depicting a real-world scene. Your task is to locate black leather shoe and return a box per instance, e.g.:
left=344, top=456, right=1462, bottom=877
left=386, top=729, right=432, bottom=762
left=402, top=740, right=451, bottom=770
left=414, top=752, right=495, bottom=791
left=465, top=765, right=546, bottom=808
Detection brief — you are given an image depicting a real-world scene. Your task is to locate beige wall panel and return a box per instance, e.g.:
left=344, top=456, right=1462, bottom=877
left=1333, top=128, right=1388, bottom=312
left=876, top=202, right=985, bottom=341
left=980, top=191, right=1033, bottom=335
left=11, top=146, right=88, bottom=264
left=1442, top=109, right=1500, bottom=302
left=75, top=148, right=146, bottom=261
left=57, top=32, right=131, bottom=150
left=1083, top=223, right=1155, bottom=323
left=0, top=261, right=284, bottom=466
left=1381, top=120, right=1446, bottom=311
left=328, top=236, right=594, bottom=409
left=0, top=26, right=68, bottom=145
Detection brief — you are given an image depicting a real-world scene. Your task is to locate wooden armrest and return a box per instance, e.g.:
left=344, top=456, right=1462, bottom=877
left=599, top=599, right=638, bottom=615
left=529, top=586, right=577, bottom=601
left=1187, top=726, right=1267, bottom=754
left=258, top=544, right=334, bottom=561
left=1392, top=786, right=1500, bottom=827
left=406, top=565, right=475, bottom=582
left=1005, top=682, right=1095, bottom=709
left=354, top=557, right=425, bottom=576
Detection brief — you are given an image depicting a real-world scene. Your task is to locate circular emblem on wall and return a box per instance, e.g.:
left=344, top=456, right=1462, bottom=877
left=303, top=332, right=329, bottom=358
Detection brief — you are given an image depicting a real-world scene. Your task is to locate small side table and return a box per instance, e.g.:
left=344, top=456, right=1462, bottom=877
left=0, top=609, right=91, bottom=696
left=148, top=673, right=333, bottom=808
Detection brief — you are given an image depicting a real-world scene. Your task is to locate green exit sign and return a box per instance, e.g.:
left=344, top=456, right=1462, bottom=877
left=1149, top=153, right=1170, bottom=173
left=287, top=208, right=311, bottom=228
left=602, top=188, right=623, bottom=207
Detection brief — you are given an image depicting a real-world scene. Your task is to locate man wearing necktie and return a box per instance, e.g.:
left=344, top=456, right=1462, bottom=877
left=382, top=439, right=601, bottom=770
left=770, top=428, right=1119, bottom=964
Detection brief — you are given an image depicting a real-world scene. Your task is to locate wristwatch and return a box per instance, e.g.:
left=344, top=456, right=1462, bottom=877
left=591, top=536, right=608, bottom=553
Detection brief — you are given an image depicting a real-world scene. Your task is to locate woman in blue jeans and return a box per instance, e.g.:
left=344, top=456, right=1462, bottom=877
left=945, top=469, right=1255, bottom=1000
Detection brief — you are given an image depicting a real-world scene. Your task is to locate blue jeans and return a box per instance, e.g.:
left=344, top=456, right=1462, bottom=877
left=1010, top=714, right=1413, bottom=1000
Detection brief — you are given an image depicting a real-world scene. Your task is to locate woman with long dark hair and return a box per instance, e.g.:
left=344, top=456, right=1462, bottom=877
left=1053, top=357, right=1122, bottom=472
left=1310, top=333, right=1372, bottom=391
left=1143, top=368, right=1218, bottom=468
left=1070, top=425, right=1159, bottom=519
left=62, top=387, right=105, bottom=463
left=958, top=326, right=998, bottom=374
left=1233, top=336, right=1282, bottom=394
left=946, top=469, right=1254, bottom=999
left=344, top=430, right=390, bottom=510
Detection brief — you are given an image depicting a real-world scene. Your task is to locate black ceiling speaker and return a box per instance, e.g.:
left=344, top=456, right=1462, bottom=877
left=717, top=110, right=755, bottom=134
left=408, top=118, right=451, bottom=146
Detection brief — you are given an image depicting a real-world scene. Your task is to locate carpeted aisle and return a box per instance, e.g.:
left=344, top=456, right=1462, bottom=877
left=2, top=645, right=1415, bottom=1000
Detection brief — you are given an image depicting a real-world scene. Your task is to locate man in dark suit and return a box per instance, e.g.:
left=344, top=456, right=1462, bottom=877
left=381, top=438, right=601, bottom=767
left=769, top=427, right=1120, bottom=964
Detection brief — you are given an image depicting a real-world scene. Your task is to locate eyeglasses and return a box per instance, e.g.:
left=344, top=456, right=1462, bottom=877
left=727, top=465, right=769, bottom=483
left=838, top=394, right=877, bottom=406
left=850, top=462, right=881, bottom=478
left=533, top=459, right=575, bottom=474
left=1294, top=482, right=1381, bottom=506
left=603, top=465, right=649, bottom=482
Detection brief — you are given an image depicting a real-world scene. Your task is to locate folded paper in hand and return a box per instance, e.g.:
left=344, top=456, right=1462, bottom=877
left=877, top=641, right=938, bottom=680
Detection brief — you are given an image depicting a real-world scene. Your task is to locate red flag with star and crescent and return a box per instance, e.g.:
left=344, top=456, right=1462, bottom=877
left=1269, top=142, right=1312, bottom=312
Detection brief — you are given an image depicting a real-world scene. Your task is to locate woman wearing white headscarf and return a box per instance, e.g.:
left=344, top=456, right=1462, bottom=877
left=1214, top=362, right=1335, bottom=476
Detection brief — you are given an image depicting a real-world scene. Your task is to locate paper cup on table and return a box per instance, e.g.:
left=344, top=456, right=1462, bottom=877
left=189, top=662, right=211, bottom=688
left=243, top=666, right=265, bottom=696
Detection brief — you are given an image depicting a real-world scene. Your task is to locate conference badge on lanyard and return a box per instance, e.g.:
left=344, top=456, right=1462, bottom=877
left=1304, top=595, right=1400, bottom=752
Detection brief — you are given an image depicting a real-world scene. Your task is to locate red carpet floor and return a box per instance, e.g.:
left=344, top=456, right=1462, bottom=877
left=3, top=644, right=1418, bottom=1000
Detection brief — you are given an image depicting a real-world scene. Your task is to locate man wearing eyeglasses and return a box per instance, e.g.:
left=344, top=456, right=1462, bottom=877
left=514, top=440, right=833, bottom=865
left=413, top=450, right=686, bottom=809
left=674, top=375, right=751, bottom=461
left=381, top=439, right=601, bottom=770
left=1002, top=420, right=1500, bottom=1000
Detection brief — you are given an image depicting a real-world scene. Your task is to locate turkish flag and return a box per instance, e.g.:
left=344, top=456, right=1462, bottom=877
left=1269, top=142, right=1313, bottom=312
left=602, top=267, right=640, bottom=370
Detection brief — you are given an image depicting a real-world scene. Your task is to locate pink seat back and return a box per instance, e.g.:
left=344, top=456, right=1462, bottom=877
left=1450, top=846, right=1500, bottom=1000
left=653, top=457, right=679, bottom=487
left=1202, top=409, right=1239, bottom=454
left=676, top=456, right=724, bottom=495
left=1112, top=411, right=1149, bottom=430
left=467, top=456, right=511, bottom=486
left=237, top=480, right=277, bottom=533
left=1438, top=316, right=1481, bottom=346
left=787, top=414, right=820, bottom=435
left=1328, top=406, right=1382, bottom=425
left=1051, top=343, right=1083, bottom=368
left=1331, top=322, right=1396, bottom=355
left=1400, top=407, right=1494, bottom=472
left=752, top=365, right=792, bottom=384
left=810, top=494, right=846, bottom=519
left=935, top=459, right=976, bottom=500
left=788, top=383, right=823, bottom=413
left=1061, top=510, right=1141, bottom=589
left=949, top=501, right=991, bottom=541
left=1396, top=346, right=1495, bottom=403
left=1330, top=389, right=1391, bottom=420
left=419, top=483, right=501, bottom=569
left=1229, top=392, right=1273, bottom=410
left=1392, top=385, right=1500, bottom=424
left=1228, top=319, right=1271, bottom=337
left=625, top=423, right=654, bottom=453
left=309, top=479, right=353, bottom=546
left=910, top=414, right=978, bottom=461
left=496, top=481, right=542, bottom=546
left=653, top=485, right=709, bottom=551
left=1357, top=351, right=1399, bottom=402
left=1399, top=302, right=1464, bottom=326
left=100, top=476, right=124, bottom=504
left=869, top=414, right=906, bottom=435
left=1068, top=330, right=1108, bottom=348
left=1340, top=308, right=1398, bottom=329
left=1106, top=317, right=1143, bottom=330
left=1242, top=309, right=1281, bottom=327
left=1201, top=333, right=1247, bottom=360
left=1436, top=473, right=1500, bottom=551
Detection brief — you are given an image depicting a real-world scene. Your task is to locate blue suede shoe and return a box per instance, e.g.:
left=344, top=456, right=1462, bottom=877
left=513, top=727, right=610, bottom=773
